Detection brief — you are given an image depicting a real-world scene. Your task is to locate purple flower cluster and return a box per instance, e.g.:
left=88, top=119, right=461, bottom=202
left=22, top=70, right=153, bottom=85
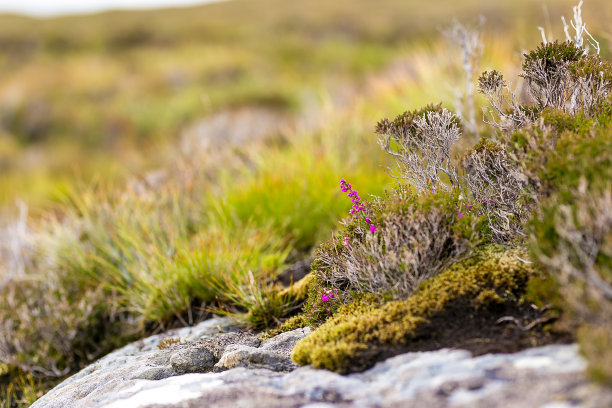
left=340, top=179, right=366, bottom=215
left=340, top=178, right=377, bottom=249
left=321, top=288, right=338, bottom=302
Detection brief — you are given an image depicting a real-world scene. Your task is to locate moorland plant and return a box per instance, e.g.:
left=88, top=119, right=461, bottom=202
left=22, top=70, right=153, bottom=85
left=286, top=6, right=612, bottom=383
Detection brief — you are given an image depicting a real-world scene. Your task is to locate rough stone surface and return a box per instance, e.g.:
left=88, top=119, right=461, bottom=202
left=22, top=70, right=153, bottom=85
left=31, top=320, right=310, bottom=408
left=32, top=319, right=612, bottom=408
left=170, top=347, right=215, bottom=375
left=214, top=327, right=311, bottom=372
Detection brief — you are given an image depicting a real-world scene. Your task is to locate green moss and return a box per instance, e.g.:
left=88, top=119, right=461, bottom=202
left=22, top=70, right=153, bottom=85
left=292, top=245, right=535, bottom=373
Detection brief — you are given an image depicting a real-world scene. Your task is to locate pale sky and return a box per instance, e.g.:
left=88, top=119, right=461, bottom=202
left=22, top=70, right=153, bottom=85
left=0, top=0, right=223, bottom=17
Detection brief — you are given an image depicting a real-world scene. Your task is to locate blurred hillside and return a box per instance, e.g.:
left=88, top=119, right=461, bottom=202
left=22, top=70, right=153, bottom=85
left=0, top=0, right=610, bottom=207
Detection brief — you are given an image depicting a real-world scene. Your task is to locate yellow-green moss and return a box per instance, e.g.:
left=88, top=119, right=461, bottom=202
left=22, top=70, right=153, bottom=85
left=292, top=245, right=535, bottom=373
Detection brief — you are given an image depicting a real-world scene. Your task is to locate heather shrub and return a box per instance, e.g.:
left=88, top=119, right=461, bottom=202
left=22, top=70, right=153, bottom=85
left=479, top=41, right=612, bottom=131
left=0, top=278, right=129, bottom=378
left=0, top=215, right=133, bottom=380
left=461, top=137, right=530, bottom=243
left=291, top=3, right=612, bottom=385
left=375, top=104, right=462, bottom=192
left=313, top=184, right=488, bottom=305
left=522, top=41, right=611, bottom=115
left=375, top=102, right=530, bottom=243
left=468, top=10, right=612, bottom=384
left=477, top=69, right=540, bottom=131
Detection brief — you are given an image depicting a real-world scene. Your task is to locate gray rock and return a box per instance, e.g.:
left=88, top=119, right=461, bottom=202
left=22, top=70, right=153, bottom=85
left=170, top=347, right=215, bottom=374
left=260, top=327, right=311, bottom=353
left=190, top=331, right=261, bottom=360
left=31, top=319, right=612, bottom=408
left=214, top=344, right=295, bottom=371
left=30, top=317, right=236, bottom=408
left=213, top=326, right=311, bottom=372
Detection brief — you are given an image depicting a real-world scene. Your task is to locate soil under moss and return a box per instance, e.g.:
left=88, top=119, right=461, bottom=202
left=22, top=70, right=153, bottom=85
left=368, top=299, right=571, bottom=362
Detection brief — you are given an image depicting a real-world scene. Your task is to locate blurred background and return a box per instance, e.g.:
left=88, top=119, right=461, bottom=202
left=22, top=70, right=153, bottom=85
left=0, top=0, right=610, bottom=211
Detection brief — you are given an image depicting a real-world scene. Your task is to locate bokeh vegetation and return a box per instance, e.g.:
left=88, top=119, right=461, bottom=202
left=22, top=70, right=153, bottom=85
left=1, top=0, right=612, bottom=406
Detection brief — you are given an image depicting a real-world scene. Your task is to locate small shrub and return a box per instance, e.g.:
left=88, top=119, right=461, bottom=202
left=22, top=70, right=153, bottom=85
left=521, top=41, right=584, bottom=111
left=521, top=41, right=612, bottom=116
left=531, top=181, right=612, bottom=385
left=0, top=273, right=132, bottom=379
left=375, top=104, right=462, bottom=192
left=528, top=95, right=612, bottom=386
left=478, top=70, right=539, bottom=131
left=461, top=137, right=530, bottom=242
left=480, top=41, right=612, bottom=131
left=532, top=183, right=612, bottom=303
left=314, top=185, right=488, bottom=302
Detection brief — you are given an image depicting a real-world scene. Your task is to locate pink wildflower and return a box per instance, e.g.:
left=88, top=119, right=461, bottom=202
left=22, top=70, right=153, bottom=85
left=458, top=212, right=464, bottom=220
left=369, top=224, right=377, bottom=233
left=321, top=294, right=330, bottom=302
